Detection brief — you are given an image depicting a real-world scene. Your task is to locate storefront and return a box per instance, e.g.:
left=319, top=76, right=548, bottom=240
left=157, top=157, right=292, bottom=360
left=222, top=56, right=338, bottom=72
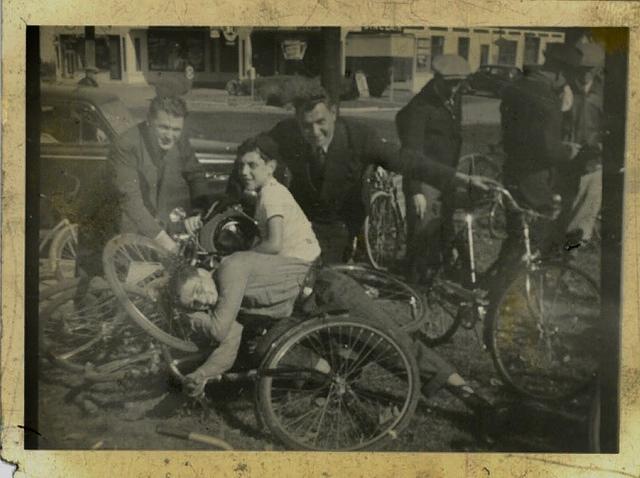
left=344, top=28, right=415, bottom=96
left=43, top=26, right=249, bottom=87
left=248, top=28, right=324, bottom=78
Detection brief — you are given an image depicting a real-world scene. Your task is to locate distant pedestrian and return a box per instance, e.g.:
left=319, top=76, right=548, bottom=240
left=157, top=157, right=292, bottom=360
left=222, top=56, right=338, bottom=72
left=77, top=66, right=99, bottom=87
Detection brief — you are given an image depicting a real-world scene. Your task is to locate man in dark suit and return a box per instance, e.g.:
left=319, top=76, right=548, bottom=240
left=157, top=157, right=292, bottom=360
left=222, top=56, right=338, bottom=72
left=259, top=90, right=496, bottom=264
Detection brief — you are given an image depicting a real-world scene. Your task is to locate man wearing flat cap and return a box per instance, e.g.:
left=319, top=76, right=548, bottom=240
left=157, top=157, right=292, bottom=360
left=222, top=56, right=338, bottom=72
left=78, top=66, right=99, bottom=87
left=395, top=54, right=472, bottom=283
left=492, top=43, right=583, bottom=281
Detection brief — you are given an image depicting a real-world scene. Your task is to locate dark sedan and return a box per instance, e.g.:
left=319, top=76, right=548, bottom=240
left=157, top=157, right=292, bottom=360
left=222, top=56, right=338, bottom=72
left=39, top=85, right=236, bottom=227
left=467, top=65, right=523, bottom=97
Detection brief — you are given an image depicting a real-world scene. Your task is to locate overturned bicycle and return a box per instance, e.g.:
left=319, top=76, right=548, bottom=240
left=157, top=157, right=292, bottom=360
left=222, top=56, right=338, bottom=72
left=38, top=186, right=601, bottom=451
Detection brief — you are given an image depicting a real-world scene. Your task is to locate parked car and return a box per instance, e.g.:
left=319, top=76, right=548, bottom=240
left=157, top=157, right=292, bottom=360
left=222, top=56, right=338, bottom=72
left=467, top=64, right=523, bottom=97
left=39, top=85, right=236, bottom=228
left=226, top=74, right=358, bottom=106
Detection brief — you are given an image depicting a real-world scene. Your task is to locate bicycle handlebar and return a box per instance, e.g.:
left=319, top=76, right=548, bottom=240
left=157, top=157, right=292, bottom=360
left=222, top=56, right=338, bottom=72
left=489, top=185, right=557, bottom=221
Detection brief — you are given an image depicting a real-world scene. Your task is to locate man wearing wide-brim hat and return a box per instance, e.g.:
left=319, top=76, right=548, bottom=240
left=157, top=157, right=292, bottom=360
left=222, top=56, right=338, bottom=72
left=493, top=42, right=583, bottom=279
left=395, top=54, right=472, bottom=284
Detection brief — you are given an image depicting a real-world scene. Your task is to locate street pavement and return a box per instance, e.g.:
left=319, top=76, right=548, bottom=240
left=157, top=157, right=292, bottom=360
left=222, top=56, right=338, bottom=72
left=90, top=82, right=501, bottom=125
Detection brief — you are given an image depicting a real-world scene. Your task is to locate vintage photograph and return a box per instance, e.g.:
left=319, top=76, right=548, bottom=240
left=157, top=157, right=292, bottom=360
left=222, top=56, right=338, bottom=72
left=26, top=25, right=625, bottom=453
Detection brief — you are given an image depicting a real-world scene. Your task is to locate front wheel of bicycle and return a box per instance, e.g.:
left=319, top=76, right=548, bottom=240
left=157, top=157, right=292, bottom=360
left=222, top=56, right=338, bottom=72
left=102, top=233, right=198, bottom=352
left=49, top=222, right=78, bottom=281
left=328, top=264, right=426, bottom=333
left=488, top=261, right=601, bottom=401
left=488, top=197, right=508, bottom=240
left=39, top=279, right=162, bottom=381
left=364, top=191, right=404, bottom=271
left=457, top=152, right=501, bottom=180
left=256, top=313, right=420, bottom=451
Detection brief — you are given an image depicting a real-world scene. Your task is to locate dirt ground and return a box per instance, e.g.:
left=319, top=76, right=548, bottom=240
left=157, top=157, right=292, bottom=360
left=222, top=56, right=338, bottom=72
left=35, top=226, right=600, bottom=452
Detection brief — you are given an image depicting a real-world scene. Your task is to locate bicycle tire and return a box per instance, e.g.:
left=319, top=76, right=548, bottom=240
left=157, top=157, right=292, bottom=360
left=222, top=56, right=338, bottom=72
left=328, top=264, right=426, bottom=333
left=39, top=280, right=162, bottom=382
left=256, top=313, right=420, bottom=451
left=102, top=233, right=198, bottom=352
left=49, top=222, right=78, bottom=281
left=457, top=152, right=502, bottom=180
left=488, top=197, right=508, bottom=240
left=364, top=191, right=404, bottom=271
left=487, top=261, right=601, bottom=401
left=415, top=284, right=463, bottom=346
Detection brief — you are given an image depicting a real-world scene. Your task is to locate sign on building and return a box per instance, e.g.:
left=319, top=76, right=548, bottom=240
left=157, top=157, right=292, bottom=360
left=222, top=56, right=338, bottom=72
left=281, top=39, right=307, bottom=60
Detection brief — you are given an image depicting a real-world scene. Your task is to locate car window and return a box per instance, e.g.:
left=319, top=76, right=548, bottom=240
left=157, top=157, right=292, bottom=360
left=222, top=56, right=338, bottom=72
left=41, top=102, right=80, bottom=144
left=99, top=99, right=137, bottom=136
left=40, top=101, right=110, bottom=145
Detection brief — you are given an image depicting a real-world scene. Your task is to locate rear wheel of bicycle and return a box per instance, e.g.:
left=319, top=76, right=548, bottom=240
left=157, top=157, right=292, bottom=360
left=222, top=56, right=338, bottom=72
left=256, top=313, right=420, bottom=451
left=364, top=191, right=404, bottom=271
left=102, top=233, right=198, bottom=352
left=49, top=223, right=78, bottom=281
left=328, top=264, right=426, bottom=333
left=39, top=280, right=162, bottom=381
left=488, top=261, right=601, bottom=401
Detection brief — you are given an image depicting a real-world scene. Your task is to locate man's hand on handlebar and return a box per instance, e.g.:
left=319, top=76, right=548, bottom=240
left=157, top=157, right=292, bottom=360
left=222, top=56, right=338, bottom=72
left=184, top=215, right=203, bottom=236
left=154, top=230, right=179, bottom=254
left=454, top=172, right=501, bottom=192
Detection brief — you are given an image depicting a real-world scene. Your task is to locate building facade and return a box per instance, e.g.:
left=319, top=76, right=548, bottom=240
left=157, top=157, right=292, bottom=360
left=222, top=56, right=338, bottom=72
left=40, top=26, right=565, bottom=93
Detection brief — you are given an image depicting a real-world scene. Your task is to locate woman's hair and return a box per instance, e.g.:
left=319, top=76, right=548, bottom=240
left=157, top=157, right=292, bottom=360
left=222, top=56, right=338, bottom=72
left=165, top=257, right=200, bottom=305
left=236, top=133, right=281, bottom=165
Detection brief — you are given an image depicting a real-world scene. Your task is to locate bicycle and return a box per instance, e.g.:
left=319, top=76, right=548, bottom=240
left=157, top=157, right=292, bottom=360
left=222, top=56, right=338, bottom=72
left=38, top=277, right=163, bottom=382
left=362, top=166, right=406, bottom=272
left=362, top=150, right=505, bottom=273
left=100, top=220, right=422, bottom=450
left=415, top=185, right=601, bottom=401
left=39, top=172, right=80, bottom=281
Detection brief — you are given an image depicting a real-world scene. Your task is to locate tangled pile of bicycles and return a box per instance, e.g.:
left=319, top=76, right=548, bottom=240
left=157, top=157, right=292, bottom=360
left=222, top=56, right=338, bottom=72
left=38, top=154, right=602, bottom=451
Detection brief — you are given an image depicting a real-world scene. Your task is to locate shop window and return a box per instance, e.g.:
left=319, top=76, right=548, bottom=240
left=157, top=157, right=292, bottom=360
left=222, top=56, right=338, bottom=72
left=431, top=36, right=445, bottom=66
left=497, top=39, right=517, bottom=65
left=148, top=28, right=205, bottom=71
left=416, top=38, right=430, bottom=72
left=458, top=37, right=470, bottom=60
left=480, top=45, right=489, bottom=65
left=134, top=38, right=142, bottom=71
left=221, top=39, right=239, bottom=73
left=524, top=35, right=540, bottom=65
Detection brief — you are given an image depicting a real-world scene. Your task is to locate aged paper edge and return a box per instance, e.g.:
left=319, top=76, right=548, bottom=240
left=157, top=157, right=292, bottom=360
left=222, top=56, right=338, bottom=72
left=2, top=1, right=639, bottom=477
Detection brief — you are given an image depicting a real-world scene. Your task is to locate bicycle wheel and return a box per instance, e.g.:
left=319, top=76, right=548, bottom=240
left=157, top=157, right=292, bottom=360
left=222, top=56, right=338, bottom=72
left=488, top=197, right=508, bottom=240
left=364, top=191, right=404, bottom=271
left=39, top=280, right=162, bottom=381
left=488, top=261, right=601, bottom=400
left=256, top=313, right=420, bottom=451
left=416, top=284, right=463, bottom=346
left=457, top=153, right=501, bottom=180
left=328, top=264, right=426, bottom=333
left=103, top=233, right=198, bottom=352
left=49, top=223, right=78, bottom=281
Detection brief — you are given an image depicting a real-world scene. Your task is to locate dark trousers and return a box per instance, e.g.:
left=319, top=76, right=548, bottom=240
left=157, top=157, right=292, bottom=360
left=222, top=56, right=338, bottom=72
left=314, top=268, right=456, bottom=393
left=404, top=185, right=458, bottom=284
